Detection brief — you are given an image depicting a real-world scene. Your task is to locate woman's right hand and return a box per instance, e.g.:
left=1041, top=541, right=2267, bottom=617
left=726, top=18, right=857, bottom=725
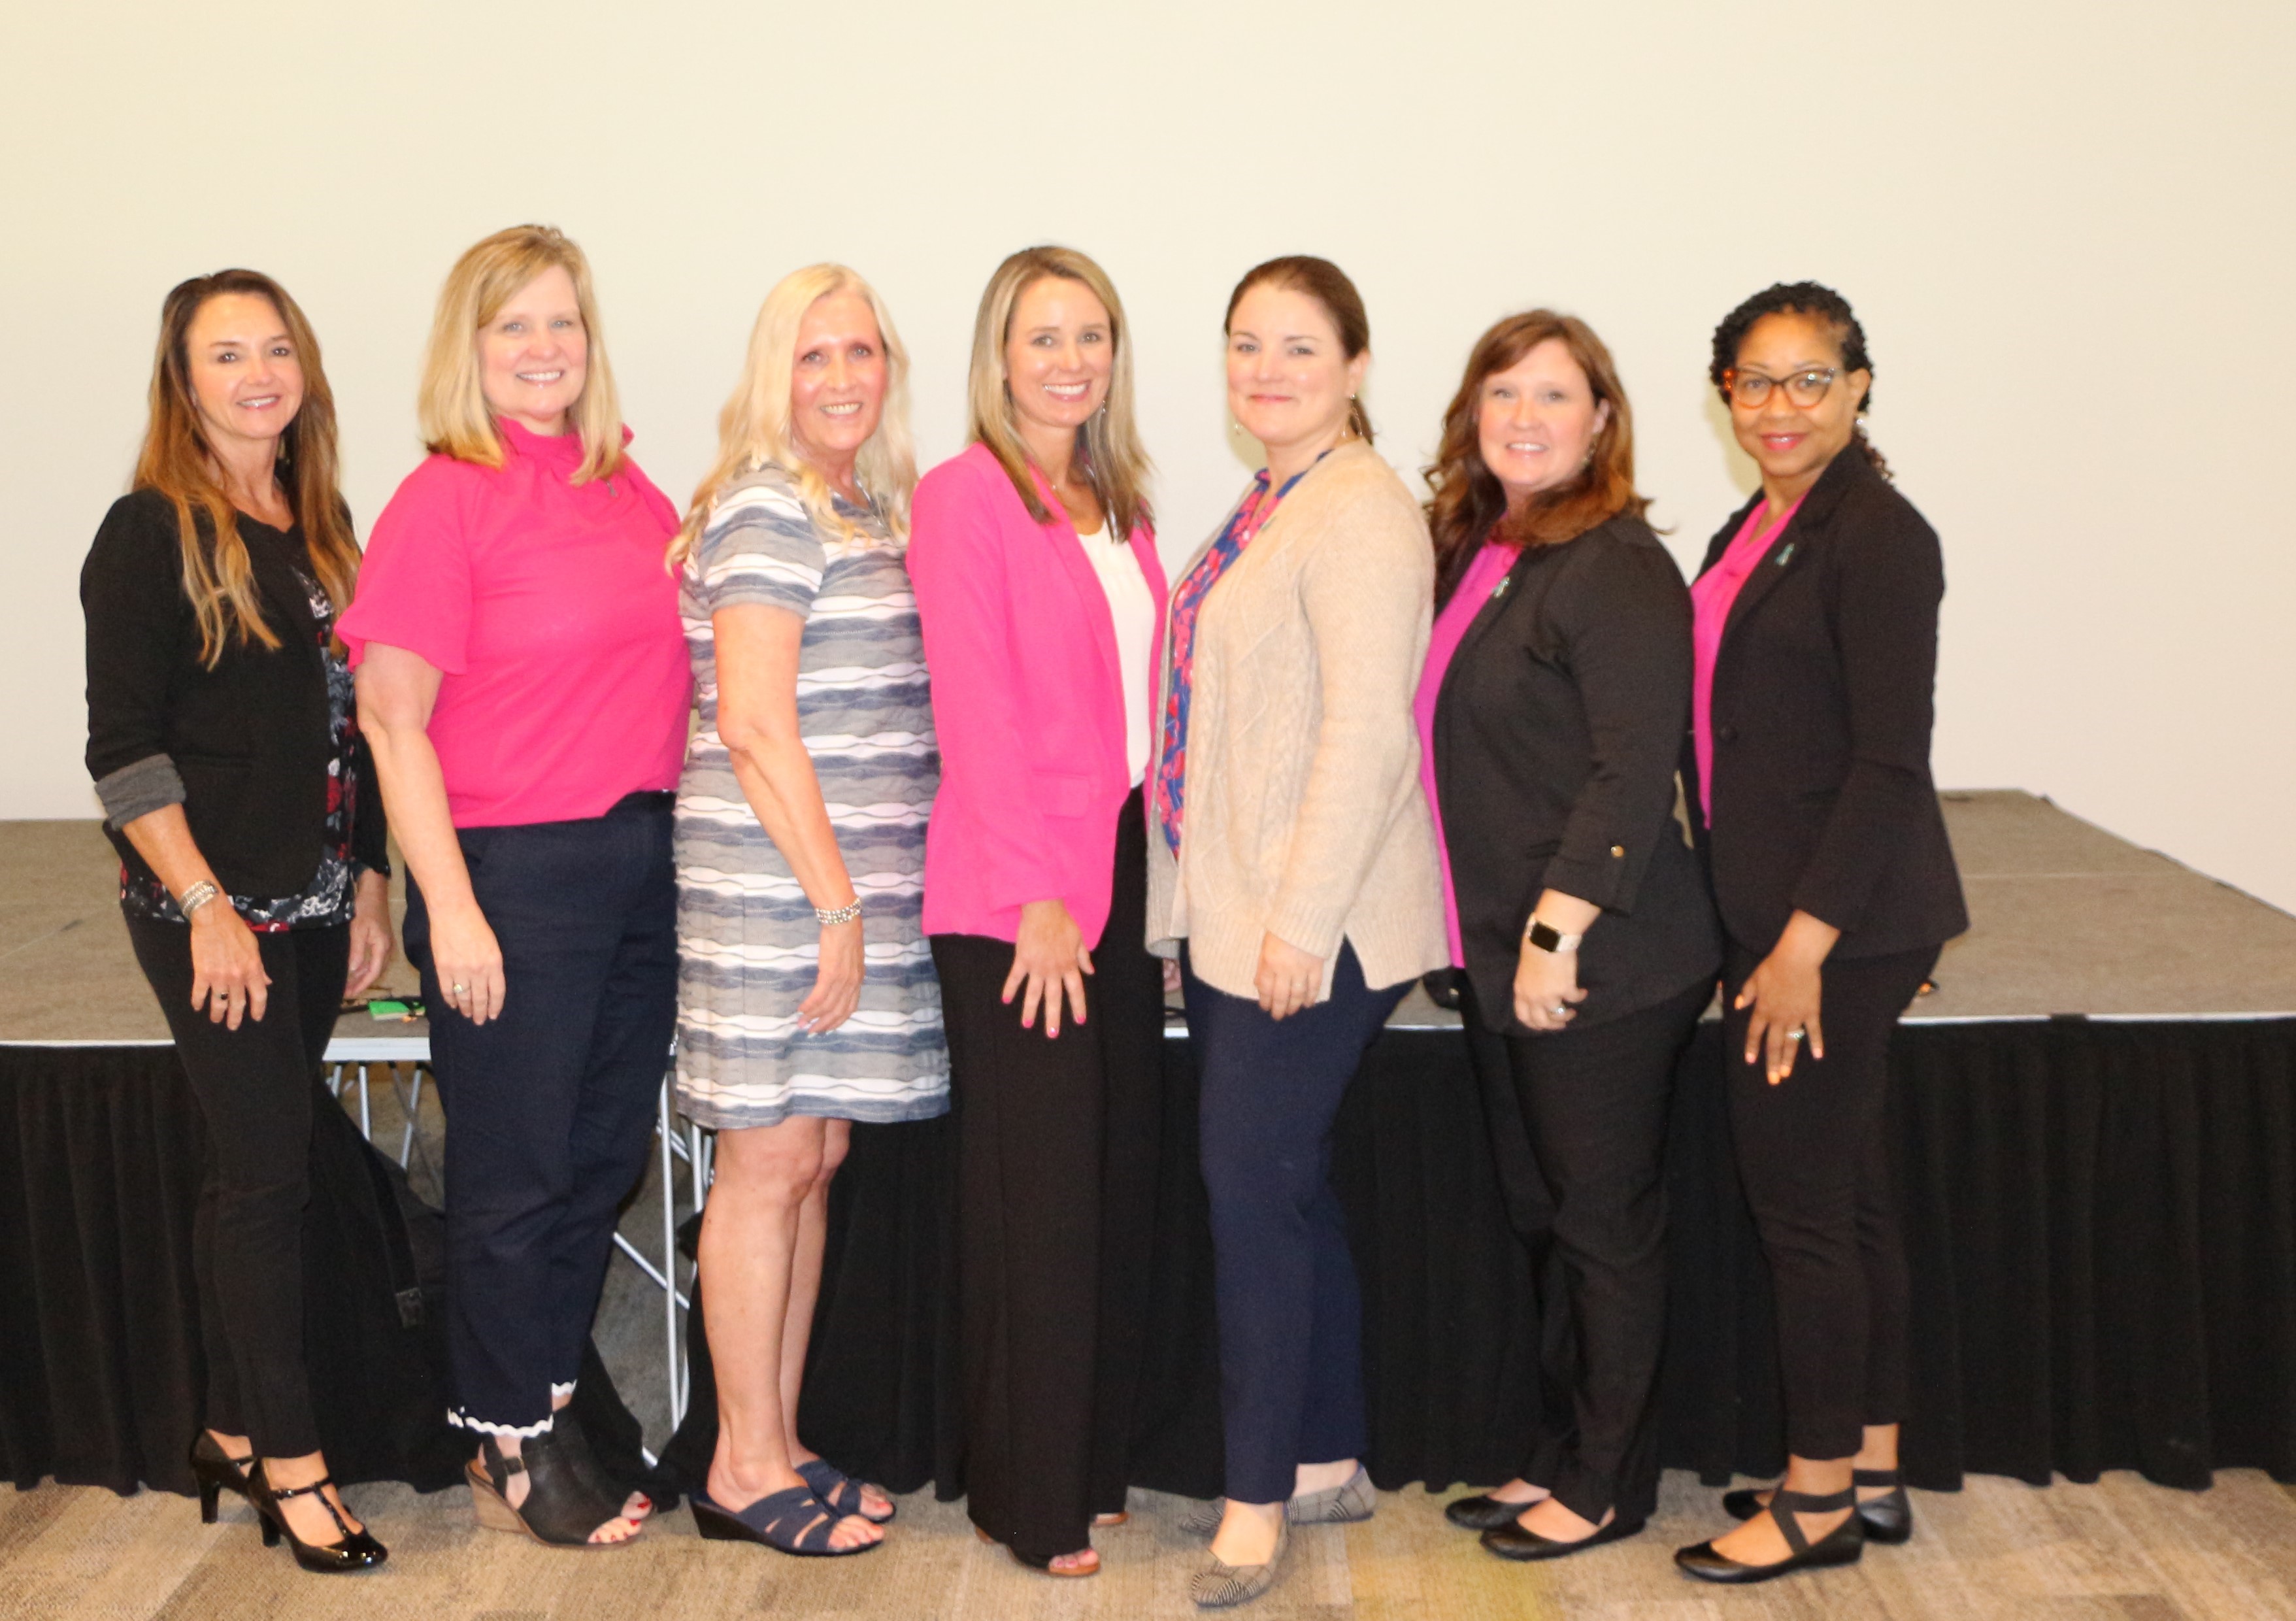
left=1003, top=898, right=1092, bottom=1038
left=430, top=901, right=507, bottom=1026
left=189, top=904, right=270, bottom=1029
left=798, top=916, right=865, bottom=1034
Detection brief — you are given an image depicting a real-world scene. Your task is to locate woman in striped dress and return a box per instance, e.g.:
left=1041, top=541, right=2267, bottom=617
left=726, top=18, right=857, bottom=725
left=668, top=264, right=945, bottom=1557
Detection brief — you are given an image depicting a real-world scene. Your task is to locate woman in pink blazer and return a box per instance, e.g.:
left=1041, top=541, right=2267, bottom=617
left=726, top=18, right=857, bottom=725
left=908, top=245, right=1167, bottom=1578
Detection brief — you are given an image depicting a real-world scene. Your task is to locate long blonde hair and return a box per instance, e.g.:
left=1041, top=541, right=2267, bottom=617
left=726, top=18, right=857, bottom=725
left=965, top=246, right=1152, bottom=539
left=133, top=270, right=361, bottom=669
left=670, top=264, right=916, bottom=569
left=418, top=224, right=626, bottom=485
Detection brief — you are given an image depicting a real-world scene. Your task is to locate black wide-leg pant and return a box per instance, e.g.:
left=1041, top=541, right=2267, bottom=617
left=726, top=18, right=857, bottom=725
left=126, top=913, right=350, bottom=1462
left=1461, top=977, right=1709, bottom=1526
left=1184, top=941, right=1406, bottom=1506
left=1723, top=941, right=1938, bottom=1462
left=405, top=792, right=678, bottom=1439
left=931, top=788, right=1165, bottom=1563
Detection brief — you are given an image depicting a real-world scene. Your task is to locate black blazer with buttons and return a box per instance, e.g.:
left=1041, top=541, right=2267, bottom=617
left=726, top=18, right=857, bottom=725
left=1431, top=514, right=1722, bottom=1037
left=1691, top=448, right=1967, bottom=960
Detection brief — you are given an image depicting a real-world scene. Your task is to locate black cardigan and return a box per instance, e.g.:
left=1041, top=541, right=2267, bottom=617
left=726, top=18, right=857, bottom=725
left=82, top=488, right=388, bottom=898
left=1431, top=516, right=1722, bottom=1036
left=1691, top=449, right=1967, bottom=960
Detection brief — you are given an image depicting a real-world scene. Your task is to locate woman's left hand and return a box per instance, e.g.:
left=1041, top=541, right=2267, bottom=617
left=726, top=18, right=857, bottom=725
left=1735, top=910, right=1842, bottom=1084
left=345, top=869, right=395, bottom=997
left=1254, top=932, right=1325, bottom=1020
left=1512, top=939, right=1587, bottom=1033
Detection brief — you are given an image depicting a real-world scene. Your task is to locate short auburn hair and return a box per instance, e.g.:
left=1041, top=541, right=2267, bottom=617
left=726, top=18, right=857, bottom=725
left=1423, top=309, right=1648, bottom=593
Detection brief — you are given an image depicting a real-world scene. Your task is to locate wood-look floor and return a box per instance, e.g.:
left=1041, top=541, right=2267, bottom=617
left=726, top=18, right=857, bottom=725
left=5, top=1467, right=2293, bottom=1619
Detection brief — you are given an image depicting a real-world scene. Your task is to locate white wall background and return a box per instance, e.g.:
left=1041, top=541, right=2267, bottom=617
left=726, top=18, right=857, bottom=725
left=5, top=0, right=2291, bottom=909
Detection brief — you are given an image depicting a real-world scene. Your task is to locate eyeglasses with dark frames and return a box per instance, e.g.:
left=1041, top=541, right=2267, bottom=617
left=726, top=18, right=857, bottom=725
left=1724, top=367, right=1839, bottom=409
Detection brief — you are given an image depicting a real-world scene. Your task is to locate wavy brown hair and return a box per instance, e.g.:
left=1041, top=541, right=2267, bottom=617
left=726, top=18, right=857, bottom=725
left=1424, top=310, right=1648, bottom=596
left=135, top=270, right=359, bottom=668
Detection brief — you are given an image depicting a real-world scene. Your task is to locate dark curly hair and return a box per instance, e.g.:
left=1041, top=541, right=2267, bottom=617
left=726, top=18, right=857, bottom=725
left=1709, top=280, right=1889, bottom=480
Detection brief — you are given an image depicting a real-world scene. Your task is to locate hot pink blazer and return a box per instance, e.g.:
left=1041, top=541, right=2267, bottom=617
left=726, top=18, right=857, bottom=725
left=909, top=442, right=1169, bottom=948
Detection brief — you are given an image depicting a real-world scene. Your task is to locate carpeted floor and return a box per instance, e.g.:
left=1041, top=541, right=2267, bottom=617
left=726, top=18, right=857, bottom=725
left=5, top=1467, right=2295, bottom=1620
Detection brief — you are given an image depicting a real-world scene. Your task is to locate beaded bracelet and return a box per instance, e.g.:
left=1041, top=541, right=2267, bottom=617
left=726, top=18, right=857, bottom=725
left=816, top=897, right=863, bottom=926
left=178, top=879, right=221, bottom=919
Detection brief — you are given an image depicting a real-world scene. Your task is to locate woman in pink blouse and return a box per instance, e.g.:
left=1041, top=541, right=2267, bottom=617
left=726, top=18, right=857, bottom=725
left=344, top=226, right=691, bottom=1551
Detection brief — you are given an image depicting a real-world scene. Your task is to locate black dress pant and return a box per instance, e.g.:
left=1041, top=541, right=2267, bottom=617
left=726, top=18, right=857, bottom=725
left=405, top=792, right=678, bottom=1437
left=931, top=788, right=1165, bottom=1562
left=1723, top=941, right=1938, bottom=1461
left=1461, top=977, right=1709, bottom=1526
left=126, top=914, right=349, bottom=1460
left=1184, top=941, right=1406, bottom=1505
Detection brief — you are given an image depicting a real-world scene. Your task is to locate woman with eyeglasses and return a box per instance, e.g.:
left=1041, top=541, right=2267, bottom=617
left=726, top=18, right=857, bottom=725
left=1671, top=282, right=1966, bottom=1586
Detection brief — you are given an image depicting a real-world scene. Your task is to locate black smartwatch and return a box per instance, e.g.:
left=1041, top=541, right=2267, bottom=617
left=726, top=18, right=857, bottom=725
left=1525, top=920, right=1585, bottom=954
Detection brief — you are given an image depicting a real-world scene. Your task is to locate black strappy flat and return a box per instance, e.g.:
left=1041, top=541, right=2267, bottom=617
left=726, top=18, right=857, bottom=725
left=1676, top=1482, right=1862, bottom=1584
left=1723, top=1466, right=1912, bottom=1544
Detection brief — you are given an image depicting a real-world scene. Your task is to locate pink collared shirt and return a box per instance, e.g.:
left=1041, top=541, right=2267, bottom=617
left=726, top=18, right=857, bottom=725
left=340, top=419, right=691, bottom=827
left=1689, top=493, right=1806, bottom=818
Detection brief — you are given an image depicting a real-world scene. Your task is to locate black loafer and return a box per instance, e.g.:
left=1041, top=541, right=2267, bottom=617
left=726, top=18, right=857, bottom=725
left=1677, top=1485, right=1862, bottom=1584
left=1724, top=1469, right=1912, bottom=1546
left=1444, top=1493, right=1540, bottom=1531
left=1482, top=1512, right=1644, bottom=1562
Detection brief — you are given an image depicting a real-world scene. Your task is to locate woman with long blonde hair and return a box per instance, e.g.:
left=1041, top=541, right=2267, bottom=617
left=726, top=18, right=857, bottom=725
left=908, top=245, right=1167, bottom=1577
left=82, top=269, right=393, bottom=1573
left=669, top=263, right=940, bottom=1557
left=343, top=225, right=691, bottom=1550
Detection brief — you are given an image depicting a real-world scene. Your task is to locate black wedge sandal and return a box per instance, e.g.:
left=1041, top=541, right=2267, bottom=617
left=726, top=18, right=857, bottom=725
left=1723, top=1467, right=1912, bottom=1545
left=467, top=1431, right=637, bottom=1548
left=1676, top=1483, right=1862, bottom=1584
left=247, top=1463, right=388, bottom=1573
left=190, top=1433, right=254, bottom=1524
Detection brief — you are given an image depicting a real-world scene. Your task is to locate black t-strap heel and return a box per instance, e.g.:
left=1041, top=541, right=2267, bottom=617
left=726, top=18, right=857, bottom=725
left=248, top=1465, right=388, bottom=1573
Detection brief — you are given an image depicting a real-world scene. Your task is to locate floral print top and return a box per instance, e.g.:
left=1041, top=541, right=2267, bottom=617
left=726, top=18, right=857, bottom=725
left=120, top=563, right=363, bottom=933
left=1154, top=461, right=1314, bottom=854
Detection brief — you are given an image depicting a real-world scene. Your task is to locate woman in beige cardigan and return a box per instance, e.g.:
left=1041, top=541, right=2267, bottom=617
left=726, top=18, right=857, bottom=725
left=1148, top=257, right=1447, bottom=1609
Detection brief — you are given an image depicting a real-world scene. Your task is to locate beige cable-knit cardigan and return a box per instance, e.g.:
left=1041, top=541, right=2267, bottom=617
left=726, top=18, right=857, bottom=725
left=1146, top=441, right=1448, bottom=1001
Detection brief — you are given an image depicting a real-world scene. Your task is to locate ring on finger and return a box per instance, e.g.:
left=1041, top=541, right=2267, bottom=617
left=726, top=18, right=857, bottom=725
left=1788, top=1028, right=1806, bottom=1043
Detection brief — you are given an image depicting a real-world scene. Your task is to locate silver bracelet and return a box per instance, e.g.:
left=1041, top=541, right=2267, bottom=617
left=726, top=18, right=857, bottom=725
left=178, top=880, right=221, bottom=918
left=816, top=897, right=863, bottom=926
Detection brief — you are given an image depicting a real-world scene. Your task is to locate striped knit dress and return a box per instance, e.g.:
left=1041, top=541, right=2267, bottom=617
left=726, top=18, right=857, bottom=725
left=671, top=464, right=947, bottom=1128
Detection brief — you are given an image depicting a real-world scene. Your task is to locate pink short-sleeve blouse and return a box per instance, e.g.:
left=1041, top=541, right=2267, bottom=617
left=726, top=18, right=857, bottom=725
left=339, top=419, right=691, bottom=827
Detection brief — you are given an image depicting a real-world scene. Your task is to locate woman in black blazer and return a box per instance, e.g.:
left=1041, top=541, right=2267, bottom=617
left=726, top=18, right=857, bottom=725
left=1416, top=312, right=1720, bottom=1562
left=81, top=271, right=392, bottom=1574
left=1672, top=283, right=1967, bottom=1586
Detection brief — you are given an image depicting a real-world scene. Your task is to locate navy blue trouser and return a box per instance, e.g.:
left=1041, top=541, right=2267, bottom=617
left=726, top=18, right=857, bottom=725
left=1182, top=943, right=1405, bottom=1505
left=405, top=792, right=678, bottom=1437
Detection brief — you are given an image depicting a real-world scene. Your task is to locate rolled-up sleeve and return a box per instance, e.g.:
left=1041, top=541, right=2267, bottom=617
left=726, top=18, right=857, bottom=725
left=82, top=497, right=188, bottom=828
